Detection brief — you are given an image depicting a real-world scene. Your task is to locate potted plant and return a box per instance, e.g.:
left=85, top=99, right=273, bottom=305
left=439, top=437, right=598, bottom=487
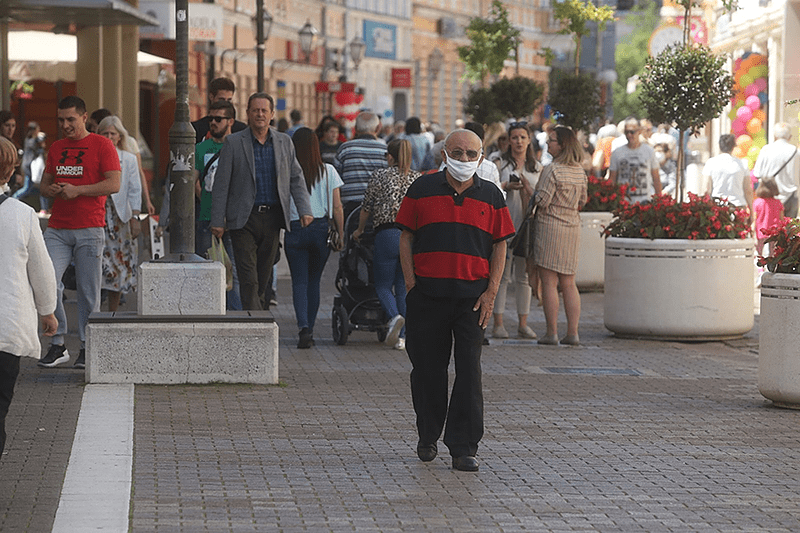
left=576, top=176, right=630, bottom=288
left=603, top=193, right=754, bottom=339
left=756, top=218, right=800, bottom=408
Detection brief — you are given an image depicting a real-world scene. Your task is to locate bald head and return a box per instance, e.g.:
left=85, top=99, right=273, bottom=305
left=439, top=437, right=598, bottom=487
left=444, top=129, right=482, bottom=153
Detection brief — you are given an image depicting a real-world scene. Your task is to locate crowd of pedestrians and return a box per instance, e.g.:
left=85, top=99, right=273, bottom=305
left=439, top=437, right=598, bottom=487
left=4, top=76, right=798, bottom=473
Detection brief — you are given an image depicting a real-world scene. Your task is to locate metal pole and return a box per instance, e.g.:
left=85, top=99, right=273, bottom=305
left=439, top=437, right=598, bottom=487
left=256, top=1, right=264, bottom=92
left=166, top=0, right=202, bottom=261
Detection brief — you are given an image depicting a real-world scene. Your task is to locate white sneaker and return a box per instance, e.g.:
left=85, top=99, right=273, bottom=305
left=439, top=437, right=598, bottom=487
left=394, top=338, right=406, bottom=350
left=385, top=314, right=405, bottom=347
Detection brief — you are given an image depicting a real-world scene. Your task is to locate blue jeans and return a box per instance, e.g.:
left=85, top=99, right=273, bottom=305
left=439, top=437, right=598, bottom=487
left=373, top=227, right=406, bottom=338
left=284, top=218, right=331, bottom=331
left=44, top=227, right=105, bottom=349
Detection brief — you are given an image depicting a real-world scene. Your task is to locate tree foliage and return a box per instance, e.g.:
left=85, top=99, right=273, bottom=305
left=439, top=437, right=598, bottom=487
left=553, top=0, right=615, bottom=75
left=464, top=87, right=502, bottom=125
left=491, top=77, right=545, bottom=119
left=548, top=72, right=602, bottom=131
left=457, top=0, right=522, bottom=87
left=638, top=46, right=733, bottom=136
left=464, top=76, right=545, bottom=124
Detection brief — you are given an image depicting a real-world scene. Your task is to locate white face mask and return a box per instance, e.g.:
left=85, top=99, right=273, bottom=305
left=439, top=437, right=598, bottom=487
left=655, top=151, right=666, bottom=163
left=446, top=157, right=480, bottom=182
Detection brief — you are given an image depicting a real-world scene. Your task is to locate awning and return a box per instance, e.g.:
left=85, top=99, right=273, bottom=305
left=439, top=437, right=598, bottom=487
left=1, top=0, right=159, bottom=27
left=8, top=31, right=173, bottom=84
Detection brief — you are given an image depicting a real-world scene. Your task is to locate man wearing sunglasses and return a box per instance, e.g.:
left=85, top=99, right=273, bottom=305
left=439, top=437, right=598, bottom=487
left=397, top=129, right=515, bottom=472
left=609, top=117, right=662, bottom=204
left=192, top=77, right=247, bottom=144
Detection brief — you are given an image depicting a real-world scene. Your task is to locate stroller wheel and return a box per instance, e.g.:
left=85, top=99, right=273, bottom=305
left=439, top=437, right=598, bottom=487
left=332, top=304, right=349, bottom=345
left=377, top=327, right=388, bottom=343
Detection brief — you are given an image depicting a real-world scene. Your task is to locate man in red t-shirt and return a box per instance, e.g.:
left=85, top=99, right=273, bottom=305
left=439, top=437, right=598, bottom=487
left=37, top=96, right=121, bottom=369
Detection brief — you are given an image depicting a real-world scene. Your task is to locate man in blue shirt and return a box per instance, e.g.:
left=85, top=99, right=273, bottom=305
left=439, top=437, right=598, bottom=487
left=210, top=93, right=313, bottom=310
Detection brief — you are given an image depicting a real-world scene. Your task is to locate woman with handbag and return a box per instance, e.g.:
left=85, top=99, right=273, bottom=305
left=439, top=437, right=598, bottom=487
left=285, top=128, right=345, bottom=349
left=531, top=126, right=588, bottom=346
left=352, top=139, right=420, bottom=350
left=492, top=122, right=542, bottom=340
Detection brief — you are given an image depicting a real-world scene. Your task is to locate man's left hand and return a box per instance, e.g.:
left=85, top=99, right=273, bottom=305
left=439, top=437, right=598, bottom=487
left=473, top=290, right=496, bottom=329
left=300, top=215, right=313, bottom=228
left=59, top=183, right=80, bottom=200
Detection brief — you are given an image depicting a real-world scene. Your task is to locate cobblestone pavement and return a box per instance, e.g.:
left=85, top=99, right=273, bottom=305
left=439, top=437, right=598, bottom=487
left=5, top=260, right=800, bottom=532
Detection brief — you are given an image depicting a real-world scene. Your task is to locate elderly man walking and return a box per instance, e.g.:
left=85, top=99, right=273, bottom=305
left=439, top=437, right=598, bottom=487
left=397, top=129, right=515, bottom=472
left=753, top=123, right=799, bottom=217
left=702, top=133, right=753, bottom=216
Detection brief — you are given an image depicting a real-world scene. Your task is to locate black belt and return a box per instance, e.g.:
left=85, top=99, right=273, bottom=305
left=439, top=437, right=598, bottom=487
left=253, top=204, right=280, bottom=213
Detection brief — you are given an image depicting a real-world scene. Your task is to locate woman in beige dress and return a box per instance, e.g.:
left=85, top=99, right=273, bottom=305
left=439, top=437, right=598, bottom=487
left=531, top=126, right=587, bottom=346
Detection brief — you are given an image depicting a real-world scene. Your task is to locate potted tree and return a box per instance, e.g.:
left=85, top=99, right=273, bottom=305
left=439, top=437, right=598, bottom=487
left=756, top=218, right=800, bottom=408
left=603, top=194, right=754, bottom=339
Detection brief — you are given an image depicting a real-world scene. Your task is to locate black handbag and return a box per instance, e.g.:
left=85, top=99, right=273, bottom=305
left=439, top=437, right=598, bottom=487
left=509, top=199, right=536, bottom=258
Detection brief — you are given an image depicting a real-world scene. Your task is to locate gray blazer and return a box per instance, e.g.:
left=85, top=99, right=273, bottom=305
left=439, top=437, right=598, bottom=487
left=210, top=127, right=312, bottom=231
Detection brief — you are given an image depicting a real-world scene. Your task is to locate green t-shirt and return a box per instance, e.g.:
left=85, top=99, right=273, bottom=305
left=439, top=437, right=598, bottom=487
left=195, top=138, right=224, bottom=221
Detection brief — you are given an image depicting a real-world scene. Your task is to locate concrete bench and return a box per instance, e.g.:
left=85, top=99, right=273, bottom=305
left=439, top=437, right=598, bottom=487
left=86, top=311, right=278, bottom=384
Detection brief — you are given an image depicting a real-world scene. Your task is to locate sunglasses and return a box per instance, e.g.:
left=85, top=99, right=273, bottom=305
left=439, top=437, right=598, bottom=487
left=624, top=130, right=638, bottom=136
left=210, top=116, right=232, bottom=123
left=446, top=149, right=482, bottom=160
left=509, top=121, right=528, bottom=129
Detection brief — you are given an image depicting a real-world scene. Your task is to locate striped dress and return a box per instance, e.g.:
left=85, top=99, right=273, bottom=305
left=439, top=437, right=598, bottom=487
left=532, top=163, right=588, bottom=275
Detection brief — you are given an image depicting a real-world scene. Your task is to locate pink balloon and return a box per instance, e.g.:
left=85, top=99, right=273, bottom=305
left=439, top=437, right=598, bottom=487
left=754, top=78, right=767, bottom=91
left=745, top=83, right=760, bottom=97
left=736, top=106, right=753, bottom=121
left=732, top=118, right=746, bottom=136
left=746, top=95, right=761, bottom=110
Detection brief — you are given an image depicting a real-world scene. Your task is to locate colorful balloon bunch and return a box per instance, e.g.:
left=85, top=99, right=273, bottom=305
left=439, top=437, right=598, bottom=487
left=729, top=52, right=768, bottom=169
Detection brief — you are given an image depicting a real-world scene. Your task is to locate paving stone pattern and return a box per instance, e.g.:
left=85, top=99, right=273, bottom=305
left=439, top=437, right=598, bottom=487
left=130, top=266, right=800, bottom=532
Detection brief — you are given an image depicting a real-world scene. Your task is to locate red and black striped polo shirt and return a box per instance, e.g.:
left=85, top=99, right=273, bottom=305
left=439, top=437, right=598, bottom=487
left=395, top=170, right=515, bottom=299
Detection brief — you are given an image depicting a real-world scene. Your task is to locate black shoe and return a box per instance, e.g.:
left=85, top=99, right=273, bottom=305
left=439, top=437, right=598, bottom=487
left=73, top=349, right=86, bottom=369
left=417, top=442, right=437, bottom=462
left=39, top=344, right=70, bottom=368
left=452, top=456, right=479, bottom=472
left=297, top=328, right=314, bottom=349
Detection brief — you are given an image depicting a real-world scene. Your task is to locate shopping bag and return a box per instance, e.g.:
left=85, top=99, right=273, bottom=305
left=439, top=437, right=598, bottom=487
left=207, top=235, right=233, bottom=291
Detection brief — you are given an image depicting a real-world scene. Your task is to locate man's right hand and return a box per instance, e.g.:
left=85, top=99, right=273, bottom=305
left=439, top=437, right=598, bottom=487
left=211, top=226, right=225, bottom=239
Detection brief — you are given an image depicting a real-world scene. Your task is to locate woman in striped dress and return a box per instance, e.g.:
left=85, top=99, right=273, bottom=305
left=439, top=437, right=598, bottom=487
left=531, top=126, right=588, bottom=346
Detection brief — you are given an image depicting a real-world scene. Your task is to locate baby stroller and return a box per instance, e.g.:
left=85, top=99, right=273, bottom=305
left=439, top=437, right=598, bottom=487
left=331, top=206, right=390, bottom=345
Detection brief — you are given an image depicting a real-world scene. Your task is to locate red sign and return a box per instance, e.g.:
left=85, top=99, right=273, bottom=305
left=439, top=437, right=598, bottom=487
left=391, top=68, right=411, bottom=88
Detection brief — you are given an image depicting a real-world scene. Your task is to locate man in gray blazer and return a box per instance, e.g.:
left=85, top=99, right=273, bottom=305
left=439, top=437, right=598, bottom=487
left=211, top=92, right=313, bottom=310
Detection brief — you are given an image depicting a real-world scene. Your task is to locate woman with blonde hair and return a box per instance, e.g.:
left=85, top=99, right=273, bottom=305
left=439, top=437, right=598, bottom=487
left=531, top=126, right=587, bottom=346
left=96, top=116, right=142, bottom=311
left=353, top=138, right=420, bottom=349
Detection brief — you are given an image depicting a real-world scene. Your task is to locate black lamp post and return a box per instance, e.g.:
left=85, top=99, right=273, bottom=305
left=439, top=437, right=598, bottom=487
left=253, top=3, right=273, bottom=92
left=166, top=0, right=202, bottom=261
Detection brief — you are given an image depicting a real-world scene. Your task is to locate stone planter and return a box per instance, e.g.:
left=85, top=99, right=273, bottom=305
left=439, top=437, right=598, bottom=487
left=758, top=272, right=800, bottom=409
left=576, top=211, right=613, bottom=289
left=604, top=237, right=755, bottom=340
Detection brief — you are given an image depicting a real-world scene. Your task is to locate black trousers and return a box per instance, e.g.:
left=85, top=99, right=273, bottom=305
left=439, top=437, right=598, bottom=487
left=405, top=288, right=484, bottom=458
left=229, top=207, right=284, bottom=311
left=0, top=351, right=21, bottom=457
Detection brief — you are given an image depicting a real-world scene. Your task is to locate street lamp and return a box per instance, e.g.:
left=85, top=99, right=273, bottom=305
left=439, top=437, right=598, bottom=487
left=298, top=20, right=318, bottom=63
left=349, top=36, right=365, bottom=71
left=253, top=4, right=273, bottom=92
left=427, top=48, right=444, bottom=123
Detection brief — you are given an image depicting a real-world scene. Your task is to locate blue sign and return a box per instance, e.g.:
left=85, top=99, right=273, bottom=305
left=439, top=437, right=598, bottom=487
left=364, top=20, right=396, bottom=60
